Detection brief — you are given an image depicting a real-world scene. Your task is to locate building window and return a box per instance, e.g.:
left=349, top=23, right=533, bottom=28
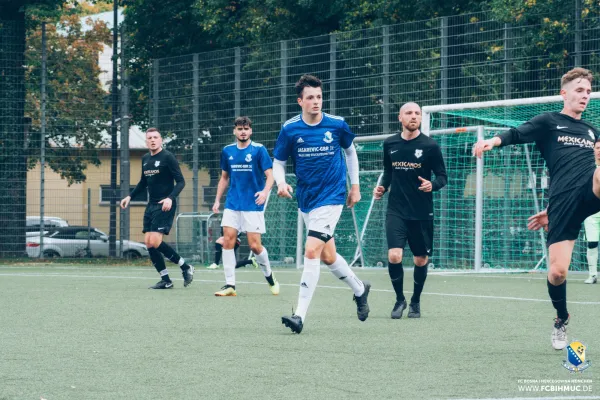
left=100, top=185, right=147, bottom=205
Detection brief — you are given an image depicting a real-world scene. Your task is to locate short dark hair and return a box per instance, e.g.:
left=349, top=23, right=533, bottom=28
left=146, top=127, right=161, bottom=136
left=595, top=137, right=600, bottom=145
left=561, top=68, right=593, bottom=88
left=295, top=74, right=322, bottom=98
left=234, top=116, right=252, bottom=127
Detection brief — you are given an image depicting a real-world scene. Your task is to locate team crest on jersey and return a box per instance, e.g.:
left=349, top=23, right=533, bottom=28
left=589, top=129, right=595, bottom=140
left=415, top=149, right=423, bottom=159
left=154, top=161, right=161, bottom=167
left=245, top=154, right=252, bottom=162
left=323, top=131, right=333, bottom=143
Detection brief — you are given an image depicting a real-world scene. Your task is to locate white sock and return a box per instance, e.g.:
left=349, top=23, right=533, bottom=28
left=295, top=258, right=320, bottom=321
left=223, top=248, right=236, bottom=286
left=327, top=253, right=365, bottom=296
left=255, top=248, right=272, bottom=277
left=587, top=247, right=598, bottom=277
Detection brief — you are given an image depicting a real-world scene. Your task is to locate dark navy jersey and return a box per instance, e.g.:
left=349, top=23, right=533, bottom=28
left=381, top=133, right=447, bottom=220
left=130, top=149, right=185, bottom=204
left=497, top=112, right=599, bottom=198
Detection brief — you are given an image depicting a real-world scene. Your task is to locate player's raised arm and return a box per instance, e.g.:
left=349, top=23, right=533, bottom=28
left=473, top=114, right=548, bottom=158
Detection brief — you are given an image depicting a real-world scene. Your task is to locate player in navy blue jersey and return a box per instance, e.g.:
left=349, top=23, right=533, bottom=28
left=373, top=102, right=447, bottom=320
left=473, top=68, right=599, bottom=350
left=120, top=128, right=194, bottom=289
left=212, top=116, right=279, bottom=296
left=274, top=74, right=370, bottom=334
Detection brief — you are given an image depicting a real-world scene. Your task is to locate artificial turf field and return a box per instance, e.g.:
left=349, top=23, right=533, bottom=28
left=1, top=264, right=599, bottom=400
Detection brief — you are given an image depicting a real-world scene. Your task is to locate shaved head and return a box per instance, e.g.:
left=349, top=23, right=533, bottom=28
left=399, top=102, right=421, bottom=115
left=398, top=102, right=422, bottom=133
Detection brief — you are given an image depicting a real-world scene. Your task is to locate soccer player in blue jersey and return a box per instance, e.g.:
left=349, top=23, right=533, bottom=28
left=274, top=74, right=370, bottom=334
left=212, top=116, right=279, bottom=296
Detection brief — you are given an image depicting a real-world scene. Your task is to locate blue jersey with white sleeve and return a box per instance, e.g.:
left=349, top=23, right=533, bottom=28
left=220, top=141, right=273, bottom=212
left=273, top=113, right=355, bottom=213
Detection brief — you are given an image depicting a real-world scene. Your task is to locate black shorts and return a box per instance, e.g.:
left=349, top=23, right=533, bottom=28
left=142, top=202, right=177, bottom=235
left=385, top=214, right=433, bottom=257
left=547, top=174, right=600, bottom=246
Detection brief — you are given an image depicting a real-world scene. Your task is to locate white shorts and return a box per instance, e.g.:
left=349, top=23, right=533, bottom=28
left=221, top=209, right=266, bottom=234
left=584, top=211, right=600, bottom=242
left=301, top=205, right=343, bottom=236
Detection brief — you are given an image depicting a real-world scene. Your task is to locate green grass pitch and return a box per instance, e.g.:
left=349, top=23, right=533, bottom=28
left=0, top=264, right=599, bottom=400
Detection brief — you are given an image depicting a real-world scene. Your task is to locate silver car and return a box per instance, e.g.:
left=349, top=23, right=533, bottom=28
left=26, top=226, right=148, bottom=259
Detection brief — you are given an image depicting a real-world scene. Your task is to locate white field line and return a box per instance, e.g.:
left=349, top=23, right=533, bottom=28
left=0, top=272, right=599, bottom=305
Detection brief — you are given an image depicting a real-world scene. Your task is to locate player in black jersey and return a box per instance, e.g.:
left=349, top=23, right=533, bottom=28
left=120, top=128, right=194, bottom=289
left=473, top=68, right=599, bottom=350
left=373, top=102, right=447, bottom=319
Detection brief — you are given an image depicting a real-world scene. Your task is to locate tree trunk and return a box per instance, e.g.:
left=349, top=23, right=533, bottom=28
left=0, top=7, right=27, bottom=257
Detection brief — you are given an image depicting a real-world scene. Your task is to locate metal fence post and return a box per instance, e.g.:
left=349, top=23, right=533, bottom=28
left=382, top=26, right=390, bottom=135
left=120, top=22, right=130, bottom=251
left=39, top=22, right=47, bottom=257
left=152, top=60, right=159, bottom=127
left=329, top=33, right=336, bottom=114
left=234, top=47, right=241, bottom=117
left=438, top=17, right=449, bottom=267
left=192, top=54, right=199, bottom=214
left=575, top=0, right=582, bottom=67
left=280, top=40, right=289, bottom=262
left=440, top=17, right=448, bottom=105
left=475, top=126, right=484, bottom=272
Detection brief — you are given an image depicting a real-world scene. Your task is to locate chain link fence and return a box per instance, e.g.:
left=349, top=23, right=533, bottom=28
left=1, top=10, right=599, bottom=265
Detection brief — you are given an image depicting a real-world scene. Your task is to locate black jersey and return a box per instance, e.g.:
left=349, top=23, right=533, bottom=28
left=381, top=132, right=448, bottom=220
left=497, top=112, right=599, bottom=198
left=130, top=149, right=185, bottom=204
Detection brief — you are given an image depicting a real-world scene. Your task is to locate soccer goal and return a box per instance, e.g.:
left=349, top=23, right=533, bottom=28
left=342, top=93, right=600, bottom=271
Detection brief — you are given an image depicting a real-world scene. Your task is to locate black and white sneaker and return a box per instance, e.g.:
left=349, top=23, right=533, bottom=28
left=353, top=281, right=371, bottom=322
left=149, top=280, right=173, bottom=289
left=282, top=315, right=303, bottom=334
left=182, top=265, right=194, bottom=287
left=407, top=302, right=421, bottom=318
left=551, top=315, right=569, bottom=350
left=391, top=300, right=407, bottom=319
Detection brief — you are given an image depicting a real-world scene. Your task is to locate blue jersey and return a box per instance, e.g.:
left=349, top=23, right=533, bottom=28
left=220, top=141, right=273, bottom=212
left=273, top=113, right=355, bottom=213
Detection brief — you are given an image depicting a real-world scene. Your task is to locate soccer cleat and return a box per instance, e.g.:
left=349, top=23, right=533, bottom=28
left=391, top=300, right=407, bottom=319
left=584, top=275, right=597, bottom=284
left=182, top=265, right=194, bottom=287
left=250, top=256, right=259, bottom=269
left=282, top=315, right=303, bottom=334
left=149, top=280, right=173, bottom=289
left=214, top=285, right=237, bottom=297
left=551, top=315, right=570, bottom=350
left=353, top=281, right=371, bottom=321
left=407, top=302, right=421, bottom=318
left=269, top=278, right=280, bottom=295
left=207, top=263, right=219, bottom=269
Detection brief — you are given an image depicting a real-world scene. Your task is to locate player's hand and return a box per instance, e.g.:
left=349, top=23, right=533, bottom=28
left=277, top=183, right=293, bottom=199
left=158, top=197, right=173, bottom=212
left=212, top=201, right=220, bottom=214
left=346, top=185, right=361, bottom=208
left=472, top=138, right=500, bottom=158
left=418, top=176, right=432, bottom=192
left=255, top=190, right=268, bottom=205
left=373, top=186, right=385, bottom=200
left=527, top=209, right=549, bottom=232
left=120, top=196, right=131, bottom=209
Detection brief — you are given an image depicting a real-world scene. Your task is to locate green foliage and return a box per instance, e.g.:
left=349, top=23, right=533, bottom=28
left=25, top=13, right=112, bottom=184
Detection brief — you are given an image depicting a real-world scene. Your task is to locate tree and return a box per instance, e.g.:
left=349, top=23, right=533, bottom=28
left=25, top=13, right=112, bottom=184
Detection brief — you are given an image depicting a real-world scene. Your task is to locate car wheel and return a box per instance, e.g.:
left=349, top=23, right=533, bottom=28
left=43, top=250, right=60, bottom=258
left=123, top=250, right=141, bottom=259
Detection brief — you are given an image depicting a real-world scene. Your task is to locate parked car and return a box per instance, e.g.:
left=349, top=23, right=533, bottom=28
left=26, top=226, right=148, bottom=259
left=26, top=216, right=69, bottom=237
